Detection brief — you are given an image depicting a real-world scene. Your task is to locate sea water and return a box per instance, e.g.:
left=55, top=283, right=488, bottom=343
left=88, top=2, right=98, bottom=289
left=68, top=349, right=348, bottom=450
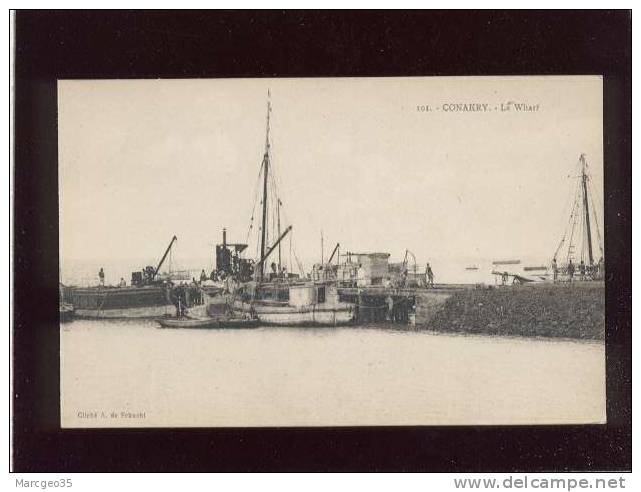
left=60, top=319, right=605, bottom=427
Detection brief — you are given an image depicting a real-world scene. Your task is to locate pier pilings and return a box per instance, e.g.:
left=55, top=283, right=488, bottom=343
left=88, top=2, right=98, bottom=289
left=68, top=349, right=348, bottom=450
left=338, top=283, right=604, bottom=340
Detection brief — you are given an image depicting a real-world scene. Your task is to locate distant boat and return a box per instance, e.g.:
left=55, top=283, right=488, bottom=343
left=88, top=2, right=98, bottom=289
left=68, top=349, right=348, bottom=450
left=492, top=260, right=521, bottom=265
left=524, top=266, right=547, bottom=271
left=465, top=266, right=479, bottom=271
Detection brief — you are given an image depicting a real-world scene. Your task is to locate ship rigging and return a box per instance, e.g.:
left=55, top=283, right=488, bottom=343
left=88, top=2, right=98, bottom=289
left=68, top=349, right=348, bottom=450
left=230, top=91, right=356, bottom=326
left=244, top=90, right=302, bottom=281
left=553, top=153, right=604, bottom=280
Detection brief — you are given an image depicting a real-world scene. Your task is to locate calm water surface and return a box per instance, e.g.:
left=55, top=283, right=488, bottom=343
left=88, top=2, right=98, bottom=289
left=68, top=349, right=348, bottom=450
left=61, top=319, right=605, bottom=427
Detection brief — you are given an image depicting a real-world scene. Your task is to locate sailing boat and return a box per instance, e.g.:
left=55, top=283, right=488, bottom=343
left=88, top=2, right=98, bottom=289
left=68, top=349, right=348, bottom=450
left=231, top=92, right=355, bottom=326
left=552, top=153, right=604, bottom=281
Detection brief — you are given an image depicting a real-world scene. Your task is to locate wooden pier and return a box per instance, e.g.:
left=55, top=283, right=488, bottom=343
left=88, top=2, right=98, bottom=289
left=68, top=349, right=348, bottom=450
left=337, top=284, right=470, bottom=324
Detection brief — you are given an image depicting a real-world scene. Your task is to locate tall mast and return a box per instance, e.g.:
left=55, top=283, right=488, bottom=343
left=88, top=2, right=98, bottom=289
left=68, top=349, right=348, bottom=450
left=277, top=198, right=281, bottom=272
left=580, top=154, right=594, bottom=265
left=259, top=90, right=271, bottom=281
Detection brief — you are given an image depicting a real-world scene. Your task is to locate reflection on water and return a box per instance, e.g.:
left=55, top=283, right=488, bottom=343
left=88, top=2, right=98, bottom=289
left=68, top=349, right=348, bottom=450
left=61, top=319, right=605, bottom=427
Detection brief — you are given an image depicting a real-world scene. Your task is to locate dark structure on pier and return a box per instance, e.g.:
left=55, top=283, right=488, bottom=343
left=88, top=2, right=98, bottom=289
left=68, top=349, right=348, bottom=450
left=215, top=228, right=252, bottom=281
left=337, top=285, right=462, bottom=324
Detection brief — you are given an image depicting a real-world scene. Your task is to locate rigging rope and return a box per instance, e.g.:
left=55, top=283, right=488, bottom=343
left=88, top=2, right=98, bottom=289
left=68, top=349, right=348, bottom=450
left=242, top=96, right=306, bottom=278
left=587, top=176, right=604, bottom=257
left=554, top=165, right=582, bottom=261
left=580, top=197, right=586, bottom=263
left=289, top=234, right=293, bottom=274
left=554, top=179, right=581, bottom=261
left=566, top=191, right=581, bottom=264
left=245, top=160, right=264, bottom=245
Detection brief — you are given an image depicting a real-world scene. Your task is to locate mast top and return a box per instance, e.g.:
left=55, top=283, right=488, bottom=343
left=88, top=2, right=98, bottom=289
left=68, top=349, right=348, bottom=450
left=259, top=89, right=272, bottom=281
left=264, top=89, right=272, bottom=157
left=579, top=153, right=587, bottom=172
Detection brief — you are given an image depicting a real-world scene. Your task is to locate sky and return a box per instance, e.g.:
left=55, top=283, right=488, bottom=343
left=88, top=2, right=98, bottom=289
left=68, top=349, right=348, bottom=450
left=59, top=76, right=603, bottom=276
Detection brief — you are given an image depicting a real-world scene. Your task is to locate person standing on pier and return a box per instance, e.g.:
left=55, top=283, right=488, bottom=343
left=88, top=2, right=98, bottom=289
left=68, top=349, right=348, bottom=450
left=552, top=258, right=558, bottom=282
left=567, top=260, right=575, bottom=282
left=579, top=260, right=586, bottom=281
left=426, top=263, right=434, bottom=288
left=98, top=267, right=105, bottom=287
left=386, top=295, right=394, bottom=321
left=501, top=271, right=509, bottom=286
left=200, top=269, right=208, bottom=283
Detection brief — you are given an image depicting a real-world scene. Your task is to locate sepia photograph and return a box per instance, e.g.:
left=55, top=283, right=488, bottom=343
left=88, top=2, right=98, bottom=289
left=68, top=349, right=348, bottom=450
left=12, top=10, right=630, bottom=475
left=58, top=76, right=606, bottom=428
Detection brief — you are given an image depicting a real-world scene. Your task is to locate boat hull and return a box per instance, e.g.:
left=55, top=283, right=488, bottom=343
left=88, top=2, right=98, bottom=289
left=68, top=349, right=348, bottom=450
left=75, top=304, right=174, bottom=319
left=157, top=317, right=259, bottom=329
left=64, top=285, right=175, bottom=319
left=234, top=300, right=355, bottom=327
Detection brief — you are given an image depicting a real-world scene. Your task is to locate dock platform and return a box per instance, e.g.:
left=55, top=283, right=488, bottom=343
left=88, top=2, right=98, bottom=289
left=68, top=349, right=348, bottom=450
left=337, top=284, right=471, bottom=324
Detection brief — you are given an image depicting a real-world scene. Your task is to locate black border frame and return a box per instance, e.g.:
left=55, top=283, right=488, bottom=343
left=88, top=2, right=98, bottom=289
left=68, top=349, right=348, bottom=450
left=12, top=10, right=631, bottom=472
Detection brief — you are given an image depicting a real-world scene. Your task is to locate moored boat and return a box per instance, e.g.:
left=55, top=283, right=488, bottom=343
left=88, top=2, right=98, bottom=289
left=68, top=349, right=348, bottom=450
left=62, top=236, right=211, bottom=319
left=157, top=316, right=259, bottom=329
left=226, top=92, right=356, bottom=326
left=233, top=283, right=354, bottom=326
left=66, top=285, right=175, bottom=319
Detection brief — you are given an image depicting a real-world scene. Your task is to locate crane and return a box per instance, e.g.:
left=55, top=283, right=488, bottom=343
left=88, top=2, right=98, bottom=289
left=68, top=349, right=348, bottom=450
left=327, top=242, right=340, bottom=265
left=153, top=235, right=178, bottom=279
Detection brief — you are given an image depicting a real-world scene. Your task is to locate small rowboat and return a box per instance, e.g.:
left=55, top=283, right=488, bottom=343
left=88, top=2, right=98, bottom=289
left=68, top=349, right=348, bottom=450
left=157, top=316, right=259, bottom=329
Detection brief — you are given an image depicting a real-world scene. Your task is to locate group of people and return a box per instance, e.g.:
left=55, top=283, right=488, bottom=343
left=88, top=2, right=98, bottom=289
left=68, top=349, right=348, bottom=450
left=552, top=257, right=604, bottom=282
left=96, top=251, right=605, bottom=293
left=98, top=260, right=437, bottom=291
left=392, top=262, right=434, bottom=288
left=171, top=281, right=205, bottom=317
left=98, top=267, right=209, bottom=290
left=201, top=267, right=238, bottom=283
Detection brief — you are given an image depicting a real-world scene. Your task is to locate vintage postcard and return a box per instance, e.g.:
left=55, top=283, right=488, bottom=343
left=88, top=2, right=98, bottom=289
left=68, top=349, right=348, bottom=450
left=58, top=76, right=605, bottom=428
